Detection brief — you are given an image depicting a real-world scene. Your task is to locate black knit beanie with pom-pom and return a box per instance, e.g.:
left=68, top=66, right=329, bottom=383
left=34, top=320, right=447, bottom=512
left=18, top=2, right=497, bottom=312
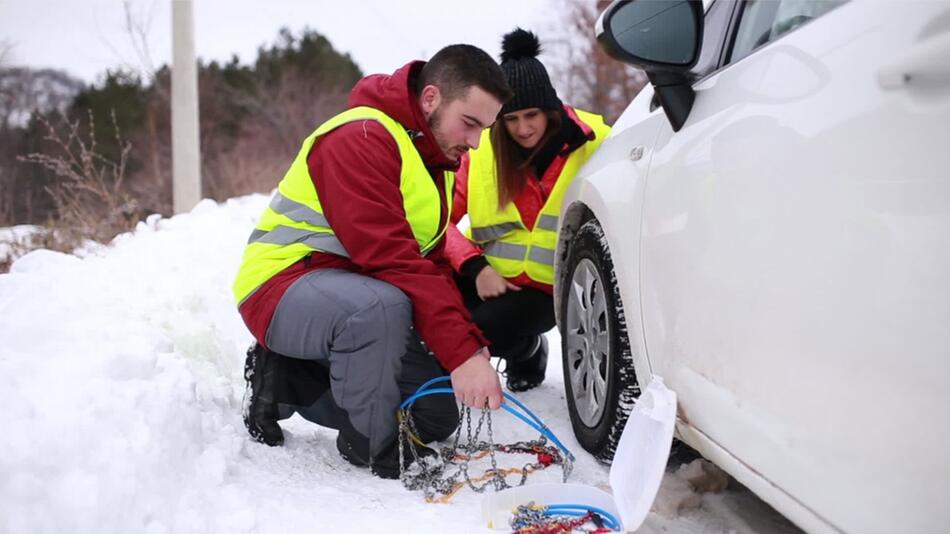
left=499, top=28, right=562, bottom=115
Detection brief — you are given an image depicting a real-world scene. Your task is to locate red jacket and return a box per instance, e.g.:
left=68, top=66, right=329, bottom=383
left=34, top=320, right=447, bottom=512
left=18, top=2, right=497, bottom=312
left=239, top=61, right=487, bottom=372
left=445, top=106, right=596, bottom=295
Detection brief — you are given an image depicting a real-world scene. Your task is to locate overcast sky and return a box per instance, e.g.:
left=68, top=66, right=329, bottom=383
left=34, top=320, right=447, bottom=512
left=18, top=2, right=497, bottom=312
left=0, top=0, right=572, bottom=84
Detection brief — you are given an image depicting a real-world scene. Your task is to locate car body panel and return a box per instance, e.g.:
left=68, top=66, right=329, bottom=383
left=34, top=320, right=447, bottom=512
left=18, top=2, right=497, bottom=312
left=559, top=2, right=950, bottom=532
left=556, top=86, right=666, bottom=395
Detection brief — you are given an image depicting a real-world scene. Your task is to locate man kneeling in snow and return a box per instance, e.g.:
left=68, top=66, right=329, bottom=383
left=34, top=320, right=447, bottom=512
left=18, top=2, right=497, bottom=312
left=231, top=44, right=510, bottom=479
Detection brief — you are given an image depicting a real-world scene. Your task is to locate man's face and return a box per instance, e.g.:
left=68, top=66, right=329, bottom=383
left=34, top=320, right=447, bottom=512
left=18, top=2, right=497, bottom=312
left=421, top=85, right=503, bottom=162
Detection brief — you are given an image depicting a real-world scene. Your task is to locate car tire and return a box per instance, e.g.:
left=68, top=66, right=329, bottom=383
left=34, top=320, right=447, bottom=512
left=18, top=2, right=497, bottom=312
left=560, top=219, right=641, bottom=463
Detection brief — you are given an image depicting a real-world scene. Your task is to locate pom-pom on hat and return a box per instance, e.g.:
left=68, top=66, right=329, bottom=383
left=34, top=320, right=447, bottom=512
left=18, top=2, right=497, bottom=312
left=499, top=28, right=562, bottom=115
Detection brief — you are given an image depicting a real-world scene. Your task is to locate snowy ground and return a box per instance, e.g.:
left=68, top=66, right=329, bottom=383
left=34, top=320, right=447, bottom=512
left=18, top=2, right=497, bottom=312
left=0, top=195, right=801, bottom=534
left=0, top=224, right=40, bottom=265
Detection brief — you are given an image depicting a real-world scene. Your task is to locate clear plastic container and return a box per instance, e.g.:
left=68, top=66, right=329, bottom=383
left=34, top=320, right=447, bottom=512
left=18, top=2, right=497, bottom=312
left=482, top=376, right=677, bottom=532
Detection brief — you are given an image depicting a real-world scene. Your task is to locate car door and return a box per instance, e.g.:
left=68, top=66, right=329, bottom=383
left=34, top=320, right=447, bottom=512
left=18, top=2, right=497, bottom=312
left=638, top=1, right=950, bottom=532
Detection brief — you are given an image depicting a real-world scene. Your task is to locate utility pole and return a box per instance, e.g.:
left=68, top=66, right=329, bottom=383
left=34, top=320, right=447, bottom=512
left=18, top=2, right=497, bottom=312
left=171, top=0, right=201, bottom=214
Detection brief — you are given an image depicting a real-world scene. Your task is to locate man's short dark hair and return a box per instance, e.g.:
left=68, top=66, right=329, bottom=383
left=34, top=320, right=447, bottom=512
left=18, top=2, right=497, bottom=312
left=417, top=44, right=513, bottom=105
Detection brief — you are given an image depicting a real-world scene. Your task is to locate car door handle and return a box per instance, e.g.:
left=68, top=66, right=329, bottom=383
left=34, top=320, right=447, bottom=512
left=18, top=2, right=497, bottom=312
left=629, top=145, right=645, bottom=161
left=878, top=32, right=950, bottom=90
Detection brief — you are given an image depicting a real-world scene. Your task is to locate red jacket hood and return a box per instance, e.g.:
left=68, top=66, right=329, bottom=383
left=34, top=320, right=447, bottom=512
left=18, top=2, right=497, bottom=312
left=347, top=61, right=458, bottom=171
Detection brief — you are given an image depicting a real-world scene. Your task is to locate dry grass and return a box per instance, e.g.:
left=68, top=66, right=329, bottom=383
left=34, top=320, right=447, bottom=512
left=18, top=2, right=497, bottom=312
left=5, top=110, right=142, bottom=272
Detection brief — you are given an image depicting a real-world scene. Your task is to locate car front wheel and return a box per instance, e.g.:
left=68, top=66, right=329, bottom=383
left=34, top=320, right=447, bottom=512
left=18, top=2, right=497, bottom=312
left=560, top=219, right=641, bottom=463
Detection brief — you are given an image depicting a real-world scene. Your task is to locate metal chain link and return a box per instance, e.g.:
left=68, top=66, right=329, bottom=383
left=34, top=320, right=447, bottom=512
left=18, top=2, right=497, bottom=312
left=510, top=502, right=605, bottom=533
left=398, top=404, right=572, bottom=501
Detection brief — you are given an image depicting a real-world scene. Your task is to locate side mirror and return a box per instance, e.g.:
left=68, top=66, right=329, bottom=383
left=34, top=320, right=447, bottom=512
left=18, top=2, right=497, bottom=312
left=596, top=0, right=704, bottom=131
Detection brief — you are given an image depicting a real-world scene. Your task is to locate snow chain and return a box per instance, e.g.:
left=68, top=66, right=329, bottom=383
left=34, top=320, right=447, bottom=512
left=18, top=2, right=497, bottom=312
left=398, top=405, right=573, bottom=503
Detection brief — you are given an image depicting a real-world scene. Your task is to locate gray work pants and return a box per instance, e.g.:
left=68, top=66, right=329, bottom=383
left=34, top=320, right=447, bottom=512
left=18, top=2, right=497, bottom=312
left=265, top=269, right=458, bottom=456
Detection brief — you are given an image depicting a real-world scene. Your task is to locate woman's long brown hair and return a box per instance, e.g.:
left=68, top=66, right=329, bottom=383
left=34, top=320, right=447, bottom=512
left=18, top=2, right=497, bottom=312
left=490, top=109, right=563, bottom=208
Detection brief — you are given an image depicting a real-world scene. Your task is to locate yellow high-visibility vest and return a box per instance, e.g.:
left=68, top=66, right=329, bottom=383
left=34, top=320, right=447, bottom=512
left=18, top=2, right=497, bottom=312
left=232, top=106, right=453, bottom=305
left=466, top=109, right=609, bottom=285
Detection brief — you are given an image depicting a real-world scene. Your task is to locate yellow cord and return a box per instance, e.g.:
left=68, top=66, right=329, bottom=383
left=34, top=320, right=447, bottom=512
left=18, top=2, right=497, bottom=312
left=396, top=410, right=428, bottom=448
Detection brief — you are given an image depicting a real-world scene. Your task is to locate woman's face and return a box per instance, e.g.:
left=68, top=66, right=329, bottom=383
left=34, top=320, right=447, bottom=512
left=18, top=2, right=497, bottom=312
left=502, top=107, right=549, bottom=150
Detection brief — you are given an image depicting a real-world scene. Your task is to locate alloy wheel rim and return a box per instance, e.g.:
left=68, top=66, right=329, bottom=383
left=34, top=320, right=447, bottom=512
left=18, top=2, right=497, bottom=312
left=565, top=258, right=611, bottom=427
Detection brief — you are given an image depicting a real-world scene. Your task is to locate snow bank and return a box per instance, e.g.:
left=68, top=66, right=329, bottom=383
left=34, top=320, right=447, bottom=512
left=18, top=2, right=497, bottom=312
left=0, top=195, right=792, bottom=534
left=0, top=224, right=41, bottom=265
left=1, top=198, right=261, bottom=533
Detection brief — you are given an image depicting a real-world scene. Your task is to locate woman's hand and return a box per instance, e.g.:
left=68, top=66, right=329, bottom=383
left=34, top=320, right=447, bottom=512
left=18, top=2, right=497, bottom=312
left=475, top=265, right=521, bottom=300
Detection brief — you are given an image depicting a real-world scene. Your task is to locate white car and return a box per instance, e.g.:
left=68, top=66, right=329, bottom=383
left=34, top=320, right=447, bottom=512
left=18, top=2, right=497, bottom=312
left=554, top=1, right=950, bottom=532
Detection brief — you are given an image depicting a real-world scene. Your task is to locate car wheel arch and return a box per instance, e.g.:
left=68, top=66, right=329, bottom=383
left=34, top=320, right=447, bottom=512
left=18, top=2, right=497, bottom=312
left=554, top=201, right=596, bottom=325
left=557, top=216, right=643, bottom=462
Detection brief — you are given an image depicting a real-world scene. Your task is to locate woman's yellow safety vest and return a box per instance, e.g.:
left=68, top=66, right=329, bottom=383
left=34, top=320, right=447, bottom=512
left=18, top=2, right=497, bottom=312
left=466, top=109, right=609, bottom=285
left=232, top=106, right=453, bottom=305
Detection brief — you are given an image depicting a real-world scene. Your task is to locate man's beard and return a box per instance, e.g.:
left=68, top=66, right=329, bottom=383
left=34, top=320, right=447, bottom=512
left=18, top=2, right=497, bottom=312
left=427, top=106, right=464, bottom=161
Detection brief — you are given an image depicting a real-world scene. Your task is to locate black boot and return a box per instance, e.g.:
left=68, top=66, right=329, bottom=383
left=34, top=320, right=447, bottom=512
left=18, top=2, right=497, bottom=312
left=506, top=335, right=548, bottom=392
left=243, top=343, right=284, bottom=446
left=336, top=427, right=437, bottom=480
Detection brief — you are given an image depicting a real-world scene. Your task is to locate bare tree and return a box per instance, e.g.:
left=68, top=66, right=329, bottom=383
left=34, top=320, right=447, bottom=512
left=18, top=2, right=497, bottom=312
left=0, top=68, right=84, bottom=130
left=0, top=40, right=12, bottom=66
left=0, top=54, right=84, bottom=226
left=202, top=66, right=348, bottom=199
left=0, top=42, right=12, bottom=226
left=97, top=0, right=165, bottom=90
left=110, top=0, right=169, bottom=208
left=222, top=68, right=348, bottom=155
left=546, top=0, right=648, bottom=124
left=18, top=111, right=141, bottom=247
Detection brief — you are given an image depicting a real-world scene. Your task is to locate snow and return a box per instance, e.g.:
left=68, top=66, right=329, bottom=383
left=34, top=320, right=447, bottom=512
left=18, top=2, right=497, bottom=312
left=0, top=224, right=41, bottom=264
left=0, top=195, right=799, bottom=534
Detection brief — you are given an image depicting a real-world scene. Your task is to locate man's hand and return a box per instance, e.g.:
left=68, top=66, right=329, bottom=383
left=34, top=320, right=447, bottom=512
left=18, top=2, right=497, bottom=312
left=450, top=347, right=503, bottom=410
left=475, top=265, right=521, bottom=300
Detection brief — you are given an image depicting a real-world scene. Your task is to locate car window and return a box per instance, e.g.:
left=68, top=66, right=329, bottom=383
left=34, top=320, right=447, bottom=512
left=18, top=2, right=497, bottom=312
left=728, top=0, right=846, bottom=64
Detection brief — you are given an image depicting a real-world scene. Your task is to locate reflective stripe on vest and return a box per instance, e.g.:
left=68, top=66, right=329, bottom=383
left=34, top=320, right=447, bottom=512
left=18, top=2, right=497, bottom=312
left=536, top=214, right=559, bottom=232
left=470, top=221, right=524, bottom=241
left=246, top=226, right=348, bottom=257
left=244, top=191, right=349, bottom=256
left=466, top=108, right=610, bottom=285
left=481, top=241, right=556, bottom=265
left=268, top=190, right=331, bottom=228
left=232, top=106, right=454, bottom=305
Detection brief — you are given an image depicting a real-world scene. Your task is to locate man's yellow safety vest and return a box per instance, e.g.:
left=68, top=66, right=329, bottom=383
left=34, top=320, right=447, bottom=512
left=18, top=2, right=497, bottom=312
left=466, top=109, right=609, bottom=285
left=232, top=106, right=453, bottom=305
